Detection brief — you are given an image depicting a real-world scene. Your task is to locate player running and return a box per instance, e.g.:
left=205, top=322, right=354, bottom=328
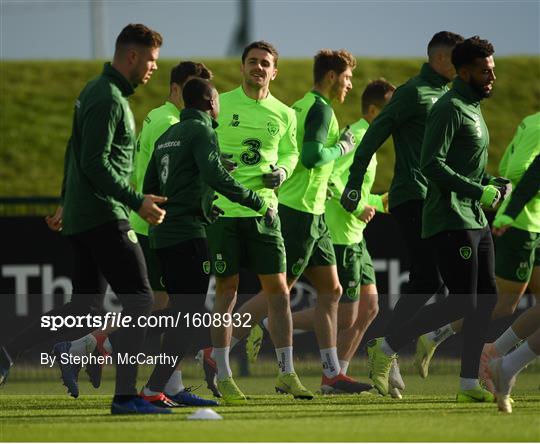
left=340, top=32, right=464, bottom=367
left=488, top=153, right=540, bottom=413
left=198, top=41, right=312, bottom=404
left=47, top=61, right=217, bottom=407
left=138, top=78, right=273, bottom=408
left=414, top=112, right=540, bottom=381
left=246, top=79, right=397, bottom=395
left=365, top=36, right=508, bottom=402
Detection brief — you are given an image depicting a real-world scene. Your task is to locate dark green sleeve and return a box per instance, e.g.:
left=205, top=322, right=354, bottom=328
left=60, top=137, right=71, bottom=205
left=301, top=100, right=341, bottom=169
left=142, top=149, right=160, bottom=196
left=193, top=128, right=265, bottom=212
left=420, top=102, right=484, bottom=199
left=504, top=154, right=540, bottom=219
left=79, top=98, right=144, bottom=211
left=346, top=84, right=416, bottom=189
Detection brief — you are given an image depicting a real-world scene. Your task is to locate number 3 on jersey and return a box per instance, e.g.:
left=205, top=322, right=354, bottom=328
left=240, top=138, right=262, bottom=166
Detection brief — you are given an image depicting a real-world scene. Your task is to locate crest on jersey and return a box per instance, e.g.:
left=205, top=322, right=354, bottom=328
left=267, top=121, right=279, bottom=136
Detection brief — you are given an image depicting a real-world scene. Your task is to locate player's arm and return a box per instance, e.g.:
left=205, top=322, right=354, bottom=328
left=504, top=153, right=540, bottom=220
left=276, top=110, right=300, bottom=179
left=301, top=101, right=346, bottom=169
left=194, top=128, right=266, bottom=214
left=79, top=98, right=144, bottom=211
left=345, top=85, right=415, bottom=190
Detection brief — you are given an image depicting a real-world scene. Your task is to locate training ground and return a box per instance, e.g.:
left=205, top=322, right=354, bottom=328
left=0, top=358, right=538, bottom=442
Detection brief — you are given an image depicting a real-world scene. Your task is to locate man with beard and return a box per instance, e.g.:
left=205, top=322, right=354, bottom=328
left=339, top=32, right=463, bottom=383
left=365, top=36, right=509, bottom=402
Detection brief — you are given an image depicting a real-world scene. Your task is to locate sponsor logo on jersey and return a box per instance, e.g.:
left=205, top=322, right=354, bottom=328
left=230, top=114, right=240, bottom=127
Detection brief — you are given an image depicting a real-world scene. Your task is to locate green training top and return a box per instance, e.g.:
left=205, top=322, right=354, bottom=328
left=129, top=101, right=181, bottom=235
left=420, top=77, right=492, bottom=239
left=143, top=108, right=265, bottom=249
left=279, top=91, right=341, bottom=215
left=213, top=86, right=299, bottom=217
left=61, top=63, right=143, bottom=235
left=496, top=112, right=540, bottom=233
left=326, top=118, right=382, bottom=245
left=346, top=63, right=450, bottom=210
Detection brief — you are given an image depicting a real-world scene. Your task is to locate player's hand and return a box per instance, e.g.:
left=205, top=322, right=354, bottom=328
left=381, top=192, right=389, bottom=213
left=492, top=214, right=514, bottom=236
left=338, top=126, right=356, bottom=156
left=262, top=165, right=287, bottom=189
left=358, top=205, right=376, bottom=223
left=490, top=177, right=512, bottom=200
left=220, top=153, right=238, bottom=173
left=263, top=206, right=277, bottom=227
left=340, top=186, right=361, bottom=212
left=210, top=204, right=225, bottom=223
left=45, top=206, right=63, bottom=231
left=480, top=185, right=502, bottom=208
left=139, top=194, right=167, bottom=225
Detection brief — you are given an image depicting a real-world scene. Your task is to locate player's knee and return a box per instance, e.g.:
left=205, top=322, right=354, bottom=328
left=366, top=299, right=379, bottom=321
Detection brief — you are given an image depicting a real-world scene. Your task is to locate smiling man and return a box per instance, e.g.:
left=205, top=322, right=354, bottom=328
left=199, top=41, right=312, bottom=404
left=366, top=36, right=509, bottom=403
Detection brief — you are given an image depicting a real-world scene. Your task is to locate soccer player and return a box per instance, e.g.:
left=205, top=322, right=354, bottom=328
left=246, top=79, right=396, bottom=394
left=415, top=113, right=539, bottom=381
left=49, top=61, right=217, bottom=407
left=198, top=41, right=312, bottom=404
left=365, top=36, right=507, bottom=402
left=488, top=154, right=540, bottom=413
left=340, top=32, right=464, bottom=351
left=139, top=78, right=274, bottom=408
left=0, top=24, right=171, bottom=415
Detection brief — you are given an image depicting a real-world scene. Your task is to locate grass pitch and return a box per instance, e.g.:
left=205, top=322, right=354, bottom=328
left=0, top=362, right=539, bottom=442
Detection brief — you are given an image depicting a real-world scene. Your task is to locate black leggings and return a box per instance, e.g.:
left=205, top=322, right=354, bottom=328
left=386, top=200, right=446, bottom=335
left=146, top=237, right=210, bottom=392
left=387, top=227, right=497, bottom=378
left=6, top=220, right=154, bottom=396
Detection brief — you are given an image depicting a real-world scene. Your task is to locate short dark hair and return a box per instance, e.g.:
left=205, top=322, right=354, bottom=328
left=361, top=78, right=395, bottom=114
left=115, top=23, right=163, bottom=52
left=182, top=78, right=215, bottom=109
left=241, top=41, right=279, bottom=66
left=170, top=61, right=213, bottom=87
left=313, top=49, right=356, bottom=84
left=451, top=36, right=495, bottom=70
left=427, top=31, right=464, bottom=59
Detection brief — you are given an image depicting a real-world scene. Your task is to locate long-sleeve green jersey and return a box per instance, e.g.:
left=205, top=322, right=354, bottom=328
left=420, top=77, right=491, bottom=239
left=279, top=91, right=340, bottom=215
left=129, top=101, right=180, bottom=235
left=496, top=113, right=540, bottom=232
left=144, top=109, right=265, bottom=249
left=346, top=63, right=450, bottom=210
left=213, top=86, right=299, bottom=217
left=61, top=63, right=143, bottom=235
left=326, top=118, right=382, bottom=245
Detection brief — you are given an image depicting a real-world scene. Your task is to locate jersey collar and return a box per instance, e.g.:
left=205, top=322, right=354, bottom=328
left=310, top=89, right=331, bottom=105
left=420, top=63, right=450, bottom=88
left=237, top=85, right=272, bottom=103
left=102, top=62, right=135, bottom=97
left=180, top=108, right=216, bottom=127
left=452, top=77, right=483, bottom=104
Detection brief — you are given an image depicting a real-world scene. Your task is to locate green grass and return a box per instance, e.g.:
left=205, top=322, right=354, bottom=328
left=1, top=361, right=539, bottom=442
left=1, top=57, right=539, bottom=197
